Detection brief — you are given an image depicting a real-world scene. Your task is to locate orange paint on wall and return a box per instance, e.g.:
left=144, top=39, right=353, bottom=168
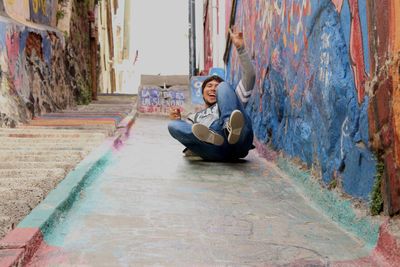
left=390, top=0, right=400, bottom=166
left=331, top=0, right=344, bottom=12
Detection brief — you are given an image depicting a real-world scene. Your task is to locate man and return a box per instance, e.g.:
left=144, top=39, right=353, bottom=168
left=168, top=28, right=255, bottom=161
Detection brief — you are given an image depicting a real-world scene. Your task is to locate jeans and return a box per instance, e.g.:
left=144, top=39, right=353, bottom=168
left=168, top=82, right=253, bottom=161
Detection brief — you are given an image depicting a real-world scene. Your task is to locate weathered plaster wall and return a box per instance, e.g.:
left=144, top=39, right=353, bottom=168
left=225, top=0, right=399, bottom=213
left=0, top=0, right=92, bottom=127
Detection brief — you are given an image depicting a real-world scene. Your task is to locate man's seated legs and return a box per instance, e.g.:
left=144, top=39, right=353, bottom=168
left=215, top=82, right=253, bottom=147
left=168, top=120, right=226, bottom=161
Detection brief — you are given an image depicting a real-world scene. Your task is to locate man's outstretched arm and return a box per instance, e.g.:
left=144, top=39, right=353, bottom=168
left=229, top=28, right=256, bottom=106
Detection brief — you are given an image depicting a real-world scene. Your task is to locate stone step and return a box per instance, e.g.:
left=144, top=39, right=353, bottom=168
left=0, top=162, right=75, bottom=169
left=0, top=168, right=66, bottom=179
left=0, top=141, right=104, bottom=150
left=0, top=154, right=84, bottom=162
left=0, top=146, right=92, bottom=151
left=19, top=126, right=115, bottom=136
left=0, top=150, right=85, bottom=157
left=0, top=186, right=44, bottom=201
left=0, top=194, right=45, bottom=238
left=0, top=128, right=111, bottom=135
left=0, top=178, right=57, bottom=190
left=0, top=133, right=105, bottom=139
left=0, top=137, right=103, bottom=142
left=0, top=127, right=106, bottom=134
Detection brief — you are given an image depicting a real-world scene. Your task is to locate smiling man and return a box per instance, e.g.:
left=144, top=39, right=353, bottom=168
left=168, top=28, right=256, bottom=161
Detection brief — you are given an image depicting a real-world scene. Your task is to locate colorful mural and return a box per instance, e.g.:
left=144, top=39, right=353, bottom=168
left=0, top=16, right=75, bottom=126
left=226, top=0, right=377, bottom=202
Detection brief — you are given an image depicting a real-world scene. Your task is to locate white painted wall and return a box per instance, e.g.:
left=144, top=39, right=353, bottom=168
left=129, top=0, right=189, bottom=93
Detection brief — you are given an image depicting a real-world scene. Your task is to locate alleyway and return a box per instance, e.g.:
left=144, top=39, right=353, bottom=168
left=27, top=116, right=374, bottom=266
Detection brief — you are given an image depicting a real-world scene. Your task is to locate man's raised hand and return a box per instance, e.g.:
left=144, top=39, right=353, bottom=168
left=229, top=26, right=244, bottom=49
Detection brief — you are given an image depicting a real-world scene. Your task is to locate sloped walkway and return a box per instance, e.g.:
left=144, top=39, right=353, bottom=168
left=0, top=95, right=137, bottom=240
left=25, top=117, right=381, bottom=266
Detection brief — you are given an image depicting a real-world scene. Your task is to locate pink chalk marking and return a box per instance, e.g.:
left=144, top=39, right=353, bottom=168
left=0, top=228, right=42, bottom=250
left=0, top=228, right=43, bottom=266
left=0, top=249, right=24, bottom=267
left=26, top=242, right=68, bottom=267
left=373, top=221, right=400, bottom=265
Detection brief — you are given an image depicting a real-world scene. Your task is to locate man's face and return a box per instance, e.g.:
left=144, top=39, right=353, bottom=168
left=203, top=80, right=220, bottom=107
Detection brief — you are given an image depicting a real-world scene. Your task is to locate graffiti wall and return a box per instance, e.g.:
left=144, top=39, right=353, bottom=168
left=138, top=86, right=187, bottom=115
left=0, top=0, right=93, bottom=127
left=190, top=76, right=206, bottom=105
left=225, top=0, right=399, bottom=213
left=0, top=17, right=75, bottom=126
left=3, top=0, right=57, bottom=27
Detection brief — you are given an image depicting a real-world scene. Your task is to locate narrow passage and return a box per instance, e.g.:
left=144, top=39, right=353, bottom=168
left=29, top=117, right=371, bottom=266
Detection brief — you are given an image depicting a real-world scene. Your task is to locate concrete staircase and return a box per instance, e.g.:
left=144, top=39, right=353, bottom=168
left=0, top=95, right=137, bottom=239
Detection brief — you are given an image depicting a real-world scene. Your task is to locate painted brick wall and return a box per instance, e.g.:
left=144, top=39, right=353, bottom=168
left=225, top=0, right=399, bottom=214
left=366, top=0, right=400, bottom=215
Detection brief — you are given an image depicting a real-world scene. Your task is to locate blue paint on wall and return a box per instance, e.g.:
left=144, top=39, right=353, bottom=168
left=227, top=0, right=376, bottom=202
left=42, top=32, right=52, bottom=65
left=358, top=0, right=370, bottom=74
left=19, top=29, right=29, bottom=54
left=29, top=0, right=53, bottom=26
left=0, top=23, right=7, bottom=50
left=190, top=76, right=206, bottom=105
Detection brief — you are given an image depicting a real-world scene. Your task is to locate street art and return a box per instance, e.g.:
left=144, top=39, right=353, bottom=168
left=190, top=76, right=206, bottom=105
left=0, top=13, right=70, bottom=126
left=139, top=87, right=185, bottom=115
left=29, top=0, right=53, bottom=25
left=226, top=0, right=376, bottom=201
left=3, top=0, right=56, bottom=27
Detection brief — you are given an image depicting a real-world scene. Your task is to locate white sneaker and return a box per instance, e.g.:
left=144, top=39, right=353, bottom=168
left=192, top=123, right=224, bottom=146
left=226, top=110, right=244, bottom=144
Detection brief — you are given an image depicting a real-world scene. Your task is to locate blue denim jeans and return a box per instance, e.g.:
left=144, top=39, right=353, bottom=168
left=168, top=82, right=253, bottom=161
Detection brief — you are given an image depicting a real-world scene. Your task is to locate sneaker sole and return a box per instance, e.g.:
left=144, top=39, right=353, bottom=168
left=228, top=110, right=244, bottom=144
left=192, top=124, right=224, bottom=146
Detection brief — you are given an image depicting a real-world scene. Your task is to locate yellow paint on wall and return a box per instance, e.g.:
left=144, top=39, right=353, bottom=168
left=4, top=0, right=30, bottom=21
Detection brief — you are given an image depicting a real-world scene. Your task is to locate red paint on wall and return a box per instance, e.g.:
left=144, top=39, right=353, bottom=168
left=348, top=0, right=368, bottom=104
left=6, top=30, right=21, bottom=93
left=332, top=0, right=344, bottom=12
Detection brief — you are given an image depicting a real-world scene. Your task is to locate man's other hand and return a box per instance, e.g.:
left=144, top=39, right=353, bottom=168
left=169, top=108, right=181, bottom=120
